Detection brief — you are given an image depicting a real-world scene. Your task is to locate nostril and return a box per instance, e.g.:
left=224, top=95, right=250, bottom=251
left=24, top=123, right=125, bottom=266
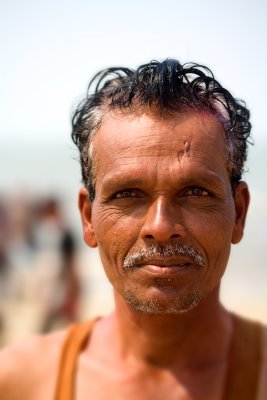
left=145, top=233, right=180, bottom=241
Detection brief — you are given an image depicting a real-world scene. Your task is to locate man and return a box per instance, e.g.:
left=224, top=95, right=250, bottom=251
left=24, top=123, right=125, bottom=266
left=0, top=59, right=266, bottom=399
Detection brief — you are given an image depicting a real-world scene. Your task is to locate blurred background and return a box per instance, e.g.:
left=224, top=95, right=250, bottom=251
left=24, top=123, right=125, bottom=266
left=0, top=0, right=266, bottom=346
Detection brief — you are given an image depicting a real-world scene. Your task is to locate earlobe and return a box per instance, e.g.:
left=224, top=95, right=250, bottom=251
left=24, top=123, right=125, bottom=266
left=78, top=187, right=98, bottom=248
left=231, top=182, right=250, bottom=244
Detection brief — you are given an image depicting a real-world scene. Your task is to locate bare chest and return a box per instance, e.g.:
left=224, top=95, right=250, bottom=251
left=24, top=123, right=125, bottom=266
left=75, top=361, right=226, bottom=400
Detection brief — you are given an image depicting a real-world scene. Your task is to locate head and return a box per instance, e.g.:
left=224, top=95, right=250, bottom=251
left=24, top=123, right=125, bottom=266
left=72, top=59, right=252, bottom=202
left=73, top=59, right=251, bottom=314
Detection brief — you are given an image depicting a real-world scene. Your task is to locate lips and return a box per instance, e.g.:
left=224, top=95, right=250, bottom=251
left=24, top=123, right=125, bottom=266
left=143, top=264, right=191, bottom=276
left=134, top=257, right=195, bottom=275
left=136, top=256, right=193, bottom=267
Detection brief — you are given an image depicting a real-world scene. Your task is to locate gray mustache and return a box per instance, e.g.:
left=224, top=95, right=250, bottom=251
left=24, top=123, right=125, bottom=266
left=123, top=242, right=205, bottom=270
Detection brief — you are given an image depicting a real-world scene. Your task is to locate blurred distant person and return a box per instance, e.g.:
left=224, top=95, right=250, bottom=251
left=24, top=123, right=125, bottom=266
left=0, top=195, right=38, bottom=344
left=0, top=59, right=266, bottom=399
left=32, top=198, right=80, bottom=331
left=0, top=199, right=10, bottom=279
left=0, top=200, right=11, bottom=340
left=0, top=195, right=80, bottom=343
left=5, top=195, right=35, bottom=273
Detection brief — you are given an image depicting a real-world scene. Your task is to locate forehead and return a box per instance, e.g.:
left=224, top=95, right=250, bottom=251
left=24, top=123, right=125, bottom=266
left=93, top=110, right=227, bottom=173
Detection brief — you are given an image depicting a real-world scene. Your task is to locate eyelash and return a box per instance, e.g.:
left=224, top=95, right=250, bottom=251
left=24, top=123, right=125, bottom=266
left=112, top=187, right=210, bottom=200
left=183, top=187, right=210, bottom=197
left=114, top=189, right=141, bottom=199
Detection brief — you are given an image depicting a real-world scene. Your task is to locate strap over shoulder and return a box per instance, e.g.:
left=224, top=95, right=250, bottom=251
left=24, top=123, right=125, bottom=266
left=54, top=319, right=98, bottom=400
left=54, top=315, right=263, bottom=400
left=222, top=315, right=263, bottom=400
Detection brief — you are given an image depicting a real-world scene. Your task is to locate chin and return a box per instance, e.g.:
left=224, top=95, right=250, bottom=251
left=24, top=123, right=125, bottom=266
left=123, top=288, right=203, bottom=315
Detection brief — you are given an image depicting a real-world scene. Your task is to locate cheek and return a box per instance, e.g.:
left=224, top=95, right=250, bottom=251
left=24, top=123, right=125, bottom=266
left=91, top=205, right=141, bottom=267
left=184, top=204, right=235, bottom=258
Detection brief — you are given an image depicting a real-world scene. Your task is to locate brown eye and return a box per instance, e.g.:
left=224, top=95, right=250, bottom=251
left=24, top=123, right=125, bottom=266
left=185, top=187, right=209, bottom=196
left=115, top=190, right=139, bottom=199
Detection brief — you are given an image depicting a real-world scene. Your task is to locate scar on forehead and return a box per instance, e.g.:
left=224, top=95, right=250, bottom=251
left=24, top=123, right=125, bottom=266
left=176, top=140, right=191, bottom=161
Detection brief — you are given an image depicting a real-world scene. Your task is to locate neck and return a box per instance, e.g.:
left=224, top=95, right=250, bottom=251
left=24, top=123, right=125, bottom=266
left=112, top=286, right=233, bottom=369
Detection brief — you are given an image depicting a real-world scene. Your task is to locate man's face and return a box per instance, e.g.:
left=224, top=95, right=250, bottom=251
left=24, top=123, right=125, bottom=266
left=79, top=110, right=249, bottom=314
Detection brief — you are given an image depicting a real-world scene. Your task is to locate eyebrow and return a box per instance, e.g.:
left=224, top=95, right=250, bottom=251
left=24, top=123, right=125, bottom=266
left=100, top=174, right=147, bottom=192
left=100, top=168, right=226, bottom=194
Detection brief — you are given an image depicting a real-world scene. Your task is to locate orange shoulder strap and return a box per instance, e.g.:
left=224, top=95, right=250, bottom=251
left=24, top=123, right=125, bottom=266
left=54, top=316, right=263, bottom=400
left=222, top=315, right=263, bottom=400
left=54, top=319, right=97, bottom=400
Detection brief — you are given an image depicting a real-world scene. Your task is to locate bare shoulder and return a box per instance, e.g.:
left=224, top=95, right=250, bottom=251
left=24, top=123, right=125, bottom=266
left=262, top=324, right=267, bottom=351
left=257, top=324, right=267, bottom=400
left=0, top=329, right=67, bottom=400
left=260, top=324, right=267, bottom=369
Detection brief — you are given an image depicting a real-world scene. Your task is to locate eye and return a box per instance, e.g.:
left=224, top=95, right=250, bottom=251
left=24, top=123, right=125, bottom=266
left=114, top=189, right=141, bottom=199
left=184, top=187, right=210, bottom=197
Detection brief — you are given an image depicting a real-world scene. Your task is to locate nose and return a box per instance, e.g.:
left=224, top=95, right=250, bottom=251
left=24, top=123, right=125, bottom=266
left=140, top=197, right=186, bottom=243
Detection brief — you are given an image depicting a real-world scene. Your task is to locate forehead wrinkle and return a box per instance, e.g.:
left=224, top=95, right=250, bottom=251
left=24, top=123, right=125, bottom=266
left=93, top=111, right=229, bottom=187
left=96, top=122, right=225, bottom=163
left=94, top=109, right=224, bottom=153
left=97, top=156, right=174, bottom=187
left=96, top=139, right=228, bottom=185
left=107, top=136, right=188, bottom=156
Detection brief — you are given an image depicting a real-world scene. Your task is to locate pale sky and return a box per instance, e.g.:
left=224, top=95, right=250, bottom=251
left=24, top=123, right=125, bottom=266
left=1, top=0, right=267, bottom=144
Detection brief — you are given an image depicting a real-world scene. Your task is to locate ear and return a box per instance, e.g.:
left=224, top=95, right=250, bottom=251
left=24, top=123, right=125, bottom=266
left=231, top=181, right=250, bottom=244
left=78, top=187, right=98, bottom=248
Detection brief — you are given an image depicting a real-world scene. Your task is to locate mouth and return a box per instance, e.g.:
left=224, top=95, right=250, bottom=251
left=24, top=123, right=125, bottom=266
left=134, top=257, right=195, bottom=275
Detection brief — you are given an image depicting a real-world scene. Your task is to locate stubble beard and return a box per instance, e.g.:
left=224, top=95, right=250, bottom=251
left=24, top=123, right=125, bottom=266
left=122, top=242, right=205, bottom=315
left=124, top=289, right=202, bottom=314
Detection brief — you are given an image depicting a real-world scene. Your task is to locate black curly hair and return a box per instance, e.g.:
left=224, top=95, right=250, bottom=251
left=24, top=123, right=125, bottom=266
left=72, top=59, right=252, bottom=201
